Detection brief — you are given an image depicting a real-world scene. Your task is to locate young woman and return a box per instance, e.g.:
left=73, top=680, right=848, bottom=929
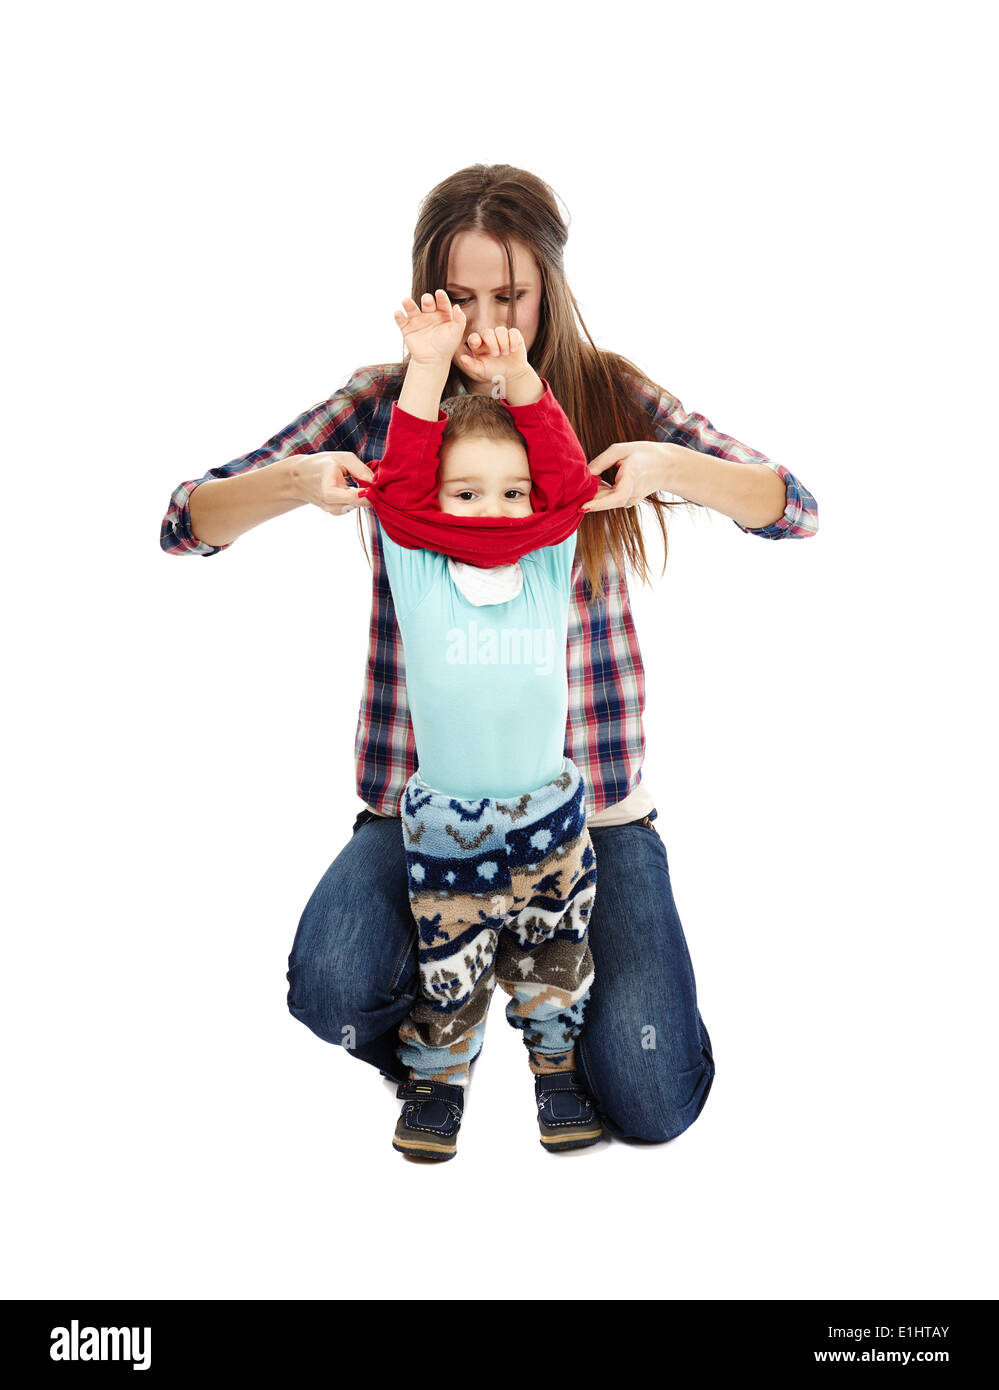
left=161, top=164, right=818, bottom=1144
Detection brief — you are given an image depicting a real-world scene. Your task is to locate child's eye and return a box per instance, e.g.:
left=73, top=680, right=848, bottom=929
left=457, top=491, right=475, bottom=501
left=505, top=490, right=526, bottom=499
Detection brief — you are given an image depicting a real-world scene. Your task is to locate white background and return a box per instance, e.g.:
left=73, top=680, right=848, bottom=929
left=3, top=0, right=996, bottom=1301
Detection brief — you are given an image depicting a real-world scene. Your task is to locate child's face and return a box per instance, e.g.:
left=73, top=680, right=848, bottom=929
left=437, top=437, right=534, bottom=518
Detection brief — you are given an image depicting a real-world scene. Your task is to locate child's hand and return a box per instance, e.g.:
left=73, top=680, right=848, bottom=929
left=394, top=290, right=466, bottom=368
left=457, top=325, right=531, bottom=386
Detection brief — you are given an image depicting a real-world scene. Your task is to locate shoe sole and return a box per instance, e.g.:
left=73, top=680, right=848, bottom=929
left=392, top=1138, right=457, bottom=1161
left=539, top=1123, right=605, bottom=1151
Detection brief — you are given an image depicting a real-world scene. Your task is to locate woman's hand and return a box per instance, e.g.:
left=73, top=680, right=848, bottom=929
left=287, top=451, right=375, bottom=516
left=394, top=290, right=466, bottom=367
left=456, top=324, right=531, bottom=387
left=581, top=441, right=671, bottom=512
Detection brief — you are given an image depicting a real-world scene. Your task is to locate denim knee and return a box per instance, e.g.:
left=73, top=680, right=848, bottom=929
left=285, top=812, right=414, bottom=1051
left=286, top=951, right=348, bottom=1047
left=601, top=1058, right=715, bottom=1143
left=287, top=950, right=410, bottom=1052
left=588, top=1016, right=716, bottom=1144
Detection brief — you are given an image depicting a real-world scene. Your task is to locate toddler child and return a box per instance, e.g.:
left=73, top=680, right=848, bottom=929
left=359, top=290, right=604, bottom=1161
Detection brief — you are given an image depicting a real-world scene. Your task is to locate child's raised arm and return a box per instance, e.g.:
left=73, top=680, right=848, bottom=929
left=502, top=379, right=593, bottom=515
left=359, top=292, right=465, bottom=510
left=462, top=324, right=592, bottom=516
left=396, top=290, right=467, bottom=421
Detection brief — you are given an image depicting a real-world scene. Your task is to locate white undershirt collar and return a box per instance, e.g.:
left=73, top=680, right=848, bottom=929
left=447, top=556, right=524, bottom=606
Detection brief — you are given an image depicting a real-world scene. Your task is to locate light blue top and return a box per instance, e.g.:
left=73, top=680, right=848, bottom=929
left=376, top=518, right=578, bottom=800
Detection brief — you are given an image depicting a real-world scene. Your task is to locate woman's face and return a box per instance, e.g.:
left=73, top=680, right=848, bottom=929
left=445, top=231, right=543, bottom=393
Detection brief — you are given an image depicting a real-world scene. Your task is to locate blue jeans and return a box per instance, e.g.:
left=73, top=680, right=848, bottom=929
left=286, top=806, right=715, bottom=1143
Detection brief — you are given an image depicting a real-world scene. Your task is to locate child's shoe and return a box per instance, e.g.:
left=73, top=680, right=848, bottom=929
left=535, top=1071, right=604, bottom=1151
left=393, top=1079, right=464, bottom=1161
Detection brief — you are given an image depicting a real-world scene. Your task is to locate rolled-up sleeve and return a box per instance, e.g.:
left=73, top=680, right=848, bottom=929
left=159, top=369, right=377, bottom=556
left=731, top=457, right=818, bottom=538
left=631, top=375, right=819, bottom=539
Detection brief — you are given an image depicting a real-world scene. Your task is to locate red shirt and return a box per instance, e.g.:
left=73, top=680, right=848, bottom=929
left=358, top=377, right=600, bottom=567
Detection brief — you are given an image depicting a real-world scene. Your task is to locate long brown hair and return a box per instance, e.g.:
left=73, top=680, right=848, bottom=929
left=353, top=163, right=694, bottom=601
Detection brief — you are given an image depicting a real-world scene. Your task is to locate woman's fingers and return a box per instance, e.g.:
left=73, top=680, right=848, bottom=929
left=587, top=442, right=629, bottom=473
left=312, top=450, right=374, bottom=480
left=317, top=488, right=371, bottom=516
left=581, top=477, right=633, bottom=512
left=330, top=483, right=372, bottom=507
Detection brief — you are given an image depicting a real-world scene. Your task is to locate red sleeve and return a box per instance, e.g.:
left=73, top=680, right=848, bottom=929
left=501, top=378, right=593, bottom=513
left=361, top=378, right=599, bottom=567
left=364, top=401, right=448, bottom=511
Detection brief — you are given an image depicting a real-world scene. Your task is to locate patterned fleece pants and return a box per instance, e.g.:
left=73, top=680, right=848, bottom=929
left=396, top=756, right=597, bottom=1088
